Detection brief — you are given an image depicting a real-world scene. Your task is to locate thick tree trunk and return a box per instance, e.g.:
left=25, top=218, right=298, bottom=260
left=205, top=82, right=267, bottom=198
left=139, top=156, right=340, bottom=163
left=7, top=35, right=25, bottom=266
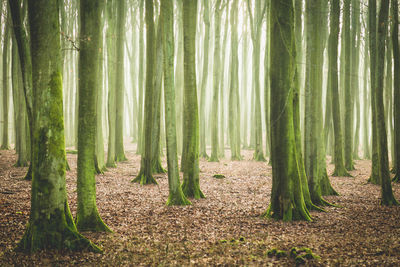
left=266, top=0, right=311, bottom=221
left=18, top=0, right=99, bottom=252
left=136, top=0, right=145, bottom=155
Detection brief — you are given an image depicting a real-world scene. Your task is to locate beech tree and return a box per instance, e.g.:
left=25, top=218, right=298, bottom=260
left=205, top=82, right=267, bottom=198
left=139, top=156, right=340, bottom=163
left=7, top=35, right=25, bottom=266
left=267, top=0, right=311, bottom=221
left=17, top=0, right=98, bottom=252
left=160, top=0, right=191, bottom=206
left=76, top=0, right=112, bottom=232
left=181, top=0, right=204, bottom=199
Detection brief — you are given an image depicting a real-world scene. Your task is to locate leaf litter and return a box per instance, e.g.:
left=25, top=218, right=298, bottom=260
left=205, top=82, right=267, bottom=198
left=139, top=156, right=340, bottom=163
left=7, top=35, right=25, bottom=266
left=0, top=144, right=400, bottom=266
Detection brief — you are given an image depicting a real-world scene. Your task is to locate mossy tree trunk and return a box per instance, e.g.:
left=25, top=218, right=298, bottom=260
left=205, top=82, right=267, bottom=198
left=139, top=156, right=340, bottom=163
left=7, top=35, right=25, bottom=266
left=368, top=0, right=380, bottom=184
left=241, top=17, right=249, bottom=149
left=106, top=0, right=117, bottom=167
left=343, top=0, right=355, bottom=171
left=136, top=0, right=145, bottom=155
left=132, top=0, right=157, bottom=185
left=1, top=12, right=10, bottom=150
left=181, top=0, right=204, bottom=200
left=17, top=0, right=99, bottom=252
left=8, top=0, right=34, bottom=180
left=228, top=0, right=241, bottom=161
left=266, top=0, right=311, bottom=221
left=199, top=0, right=210, bottom=159
left=160, top=0, right=191, bottom=206
left=392, top=0, right=400, bottom=182
left=175, top=1, right=184, bottom=156
left=114, top=0, right=127, bottom=162
left=304, top=0, right=337, bottom=206
left=375, top=0, right=398, bottom=206
left=209, top=0, right=222, bottom=162
left=76, top=0, right=112, bottom=233
left=329, top=0, right=351, bottom=177
left=264, top=0, right=271, bottom=159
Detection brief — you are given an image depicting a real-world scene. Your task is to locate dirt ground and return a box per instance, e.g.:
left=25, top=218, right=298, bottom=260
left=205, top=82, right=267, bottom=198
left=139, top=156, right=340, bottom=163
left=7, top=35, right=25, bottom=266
left=1, top=143, right=400, bottom=266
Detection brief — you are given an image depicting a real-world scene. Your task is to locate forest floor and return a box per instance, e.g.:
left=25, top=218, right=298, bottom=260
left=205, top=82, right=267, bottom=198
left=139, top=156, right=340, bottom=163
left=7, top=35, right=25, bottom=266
left=1, top=143, right=400, bottom=266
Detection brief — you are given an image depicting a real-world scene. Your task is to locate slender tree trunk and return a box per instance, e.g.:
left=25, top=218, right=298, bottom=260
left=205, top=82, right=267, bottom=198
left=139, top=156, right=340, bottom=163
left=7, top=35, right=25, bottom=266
left=136, top=0, right=145, bottom=155
left=132, top=0, right=158, bottom=185
left=199, top=0, right=210, bottom=159
left=368, top=0, right=380, bottom=184
left=114, top=0, right=126, bottom=162
left=329, top=0, right=350, bottom=177
left=1, top=13, right=10, bottom=150
left=209, top=0, right=222, bottom=162
left=181, top=0, right=204, bottom=199
left=375, top=0, right=398, bottom=206
left=343, top=0, right=355, bottom=170
left=392, top=0, right=400, bottom=182
left=161, top=0, right=191, bottom=206
left=76, top=0, right=111, bottom=233
left=106, top=0, right=117, bottom=167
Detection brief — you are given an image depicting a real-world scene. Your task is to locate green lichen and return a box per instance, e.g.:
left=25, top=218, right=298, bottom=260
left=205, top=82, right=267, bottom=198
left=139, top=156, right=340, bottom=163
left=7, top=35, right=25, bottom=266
left=266, top=248, right=277, bottom=257
left=213, top=174, right=225, bottom=179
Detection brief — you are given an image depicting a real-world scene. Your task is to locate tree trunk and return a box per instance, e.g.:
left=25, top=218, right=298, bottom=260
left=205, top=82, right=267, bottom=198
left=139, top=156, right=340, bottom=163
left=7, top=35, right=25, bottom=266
left=392, top=0, right=400, bottom=182
left=161, top=0, right=191, bottom=206
left=266, top=0, right=311, bottom=221
left=76, top=0, right=112, bottom=232
left=17, top=0, right=99, bottom=252
left=181, top=0, right=204, bottom=199
left=209, top=0, right=222, bottom=162
left=132, top=0, right=157, bottom=185
left=1, top=13, right=10, bottom=150
left=368, top=0, right=380, bottom=184
left=375, top=0, right=398, bottom=206
left=329, top=0, right=350, bottom=177
left=114, top=0, right=127, bottom=162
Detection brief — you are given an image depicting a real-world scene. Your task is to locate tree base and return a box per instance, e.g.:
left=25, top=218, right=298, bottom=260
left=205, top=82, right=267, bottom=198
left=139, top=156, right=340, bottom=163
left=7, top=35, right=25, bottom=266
left=115, top=154, right=127, bottom=162
left=106, top=161, right=117, bottom=168
left=0, top=145, right=10, bottom=150
left=200, top=152, right=209, bottom=159
left=14, top=160, right=29, bottom=167
left=231, top=155, right=242, bottom=161
left=182, top=181, right=205, bottom=199
left=166, top=188, right=192, bottom=206
left=152, top=160, right=167, bottom=174
left=24, top=164, right=33, bottom=181
left=208, top=156, right=219, bottom=162
left=253, top=152, right=267, bottom=162
left=368, top=174, right=380, bottom=185
left=381, top=194, right=399, bottom=206
left=76, top=212, right=113, bottom=233
left=345, top=162, right=355, bottom=171
left=332, top=166, right=352, bottom=177
left=16, top=223, right=101, bottom=253
left=132, top=171, right=158, bottom=185
left=262, top=203, right=312, bottom=222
